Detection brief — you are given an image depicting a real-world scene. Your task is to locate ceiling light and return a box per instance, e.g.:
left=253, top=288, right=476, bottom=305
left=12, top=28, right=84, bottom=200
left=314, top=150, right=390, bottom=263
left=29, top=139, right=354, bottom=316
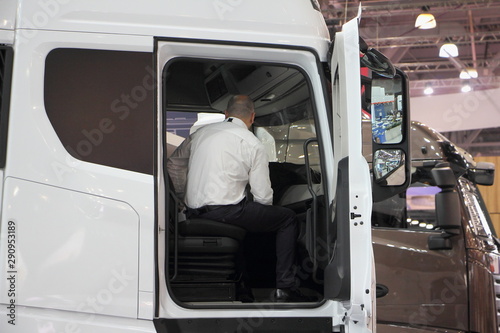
left=460, top=68, right=478, bottom=79
left=415, top=7, right=436, bottom=29
left=415, top=13, right=436, bottom=29
left=439, top=43, right=459, bottom=58
left=461, top=83, right=472, bottom=93
left=424, top=85, right=434, bottom=95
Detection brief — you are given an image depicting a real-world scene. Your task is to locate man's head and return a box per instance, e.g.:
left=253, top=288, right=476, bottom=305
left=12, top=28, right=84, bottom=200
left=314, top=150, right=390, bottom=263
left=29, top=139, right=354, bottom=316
left=225, top=95, right=255, bottom=129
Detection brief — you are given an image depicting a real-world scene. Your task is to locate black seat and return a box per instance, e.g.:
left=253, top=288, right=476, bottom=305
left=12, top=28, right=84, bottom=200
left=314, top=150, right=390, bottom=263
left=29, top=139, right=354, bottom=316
left=167, top=175, right=246, bottom=301
left=178, top=218, right=246, bottom=241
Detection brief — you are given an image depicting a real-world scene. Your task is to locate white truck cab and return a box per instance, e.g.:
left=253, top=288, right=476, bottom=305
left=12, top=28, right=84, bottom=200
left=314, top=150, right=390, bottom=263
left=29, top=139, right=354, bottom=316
left=0, top=1, right=410, bottom=332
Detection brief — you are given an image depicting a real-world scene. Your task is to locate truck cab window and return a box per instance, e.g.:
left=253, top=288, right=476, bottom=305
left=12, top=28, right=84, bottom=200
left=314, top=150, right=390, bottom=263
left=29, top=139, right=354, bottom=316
left=44, top=48, right=154, bottom=174
left=0, top=46, right=13, bottom=168
left=164, top=58, right=327, bottom=305
left=371, top=183, right=441, bottom=230
left=406, top=184, right=440, bottom=230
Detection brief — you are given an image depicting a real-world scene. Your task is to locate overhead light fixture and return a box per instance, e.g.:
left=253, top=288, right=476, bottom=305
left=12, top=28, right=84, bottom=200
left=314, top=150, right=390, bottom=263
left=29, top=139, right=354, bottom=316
left=424, top=84, right=434, bottom=95
left=415, top=6, right=436, bottom=29
left=439, top=43, right=459, bottom=58
left=460, top=68, right=478, bottom=79
left=461, top=83, right=472, bottom=93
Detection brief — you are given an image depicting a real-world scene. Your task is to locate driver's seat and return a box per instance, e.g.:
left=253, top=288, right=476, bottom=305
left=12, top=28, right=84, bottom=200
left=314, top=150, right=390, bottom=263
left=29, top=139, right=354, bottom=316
left=167, top=175, right=246, bottom=302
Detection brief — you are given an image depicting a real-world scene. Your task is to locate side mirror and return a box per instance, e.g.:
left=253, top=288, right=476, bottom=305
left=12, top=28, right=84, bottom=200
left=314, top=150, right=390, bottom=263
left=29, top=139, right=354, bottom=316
left=431, top=164, right=461, bottom=230
left=428, top=233, right=453, bottom=251
left=427, top=164, right=461, bottom=250
left=468, top=161, right=495, bottom=186
left=367, top=68, right=411, bottom=202
left=373, top=149, right=406, bottom=186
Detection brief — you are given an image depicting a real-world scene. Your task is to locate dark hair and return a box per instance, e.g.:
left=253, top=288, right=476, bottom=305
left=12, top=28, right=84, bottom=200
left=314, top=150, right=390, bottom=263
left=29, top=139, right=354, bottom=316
left=226, top=95, right=254, bottom=118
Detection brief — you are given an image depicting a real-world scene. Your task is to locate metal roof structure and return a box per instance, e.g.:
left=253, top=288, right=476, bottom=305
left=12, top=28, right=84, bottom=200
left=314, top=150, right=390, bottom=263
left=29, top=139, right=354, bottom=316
left=320, top=0, right=500, bottom=97
left=320, top=0, right=500, bottom=156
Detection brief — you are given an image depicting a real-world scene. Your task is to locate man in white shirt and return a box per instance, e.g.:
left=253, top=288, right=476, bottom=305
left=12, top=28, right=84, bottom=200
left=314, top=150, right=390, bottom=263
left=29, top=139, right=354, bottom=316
left=167, top=95, right=313, bottom=302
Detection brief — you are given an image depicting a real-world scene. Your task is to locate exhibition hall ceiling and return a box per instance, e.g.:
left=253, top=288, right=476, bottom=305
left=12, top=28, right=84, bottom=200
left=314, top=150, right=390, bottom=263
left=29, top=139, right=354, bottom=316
left=320, top=0, right=500, bottom=97
left=319, top=0, right=500, bottom=156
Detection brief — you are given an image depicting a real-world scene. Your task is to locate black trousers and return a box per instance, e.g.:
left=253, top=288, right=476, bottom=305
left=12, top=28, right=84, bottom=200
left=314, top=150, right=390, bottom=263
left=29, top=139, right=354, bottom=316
left=188, top=200, right=299, bottom=289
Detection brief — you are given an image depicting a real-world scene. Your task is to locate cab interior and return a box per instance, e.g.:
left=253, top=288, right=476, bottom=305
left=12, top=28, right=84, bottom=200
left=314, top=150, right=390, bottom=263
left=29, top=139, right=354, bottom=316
left=163, top=58, right=331, bottom=305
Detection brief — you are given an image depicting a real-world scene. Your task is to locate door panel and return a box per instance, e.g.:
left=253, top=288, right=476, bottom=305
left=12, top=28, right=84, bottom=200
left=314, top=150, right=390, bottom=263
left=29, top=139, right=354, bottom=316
left=373, top=228, right=468, bottom=330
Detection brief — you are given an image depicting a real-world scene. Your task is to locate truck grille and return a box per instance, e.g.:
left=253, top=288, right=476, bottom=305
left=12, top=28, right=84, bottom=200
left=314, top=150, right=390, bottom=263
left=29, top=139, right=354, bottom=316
left=494, top=274, right=500, bottom=332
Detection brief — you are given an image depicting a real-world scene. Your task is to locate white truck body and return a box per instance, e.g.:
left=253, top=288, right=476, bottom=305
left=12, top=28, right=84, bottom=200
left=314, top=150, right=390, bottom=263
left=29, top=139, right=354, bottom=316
left=0, top=1, right=375, bottom=332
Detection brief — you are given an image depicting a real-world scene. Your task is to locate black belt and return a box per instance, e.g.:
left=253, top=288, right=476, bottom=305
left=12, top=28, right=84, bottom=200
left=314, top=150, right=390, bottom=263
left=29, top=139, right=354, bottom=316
left=188, top=204, right=225, bottom=215
left=187, top=199, right=245, bottom=216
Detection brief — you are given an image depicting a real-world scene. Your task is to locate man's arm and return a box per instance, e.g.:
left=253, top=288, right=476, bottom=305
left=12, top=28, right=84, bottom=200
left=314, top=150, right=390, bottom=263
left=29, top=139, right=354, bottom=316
left=248, top=143, right=273, bottom=205
left=166, top=136, right=191, bottom=200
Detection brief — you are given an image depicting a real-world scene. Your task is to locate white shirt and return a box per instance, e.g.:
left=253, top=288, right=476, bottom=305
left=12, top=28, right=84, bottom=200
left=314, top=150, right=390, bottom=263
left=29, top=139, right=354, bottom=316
left=167, top=117, right=273, bottom=208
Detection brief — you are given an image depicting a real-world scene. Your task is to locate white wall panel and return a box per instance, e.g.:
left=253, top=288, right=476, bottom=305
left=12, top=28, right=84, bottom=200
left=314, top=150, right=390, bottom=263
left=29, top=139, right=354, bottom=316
left=411, top=87, right=500, bottom=132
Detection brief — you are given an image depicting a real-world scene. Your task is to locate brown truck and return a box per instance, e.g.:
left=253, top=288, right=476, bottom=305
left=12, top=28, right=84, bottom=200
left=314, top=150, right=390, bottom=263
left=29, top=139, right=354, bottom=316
left=368, top=121, right=498, bottom=333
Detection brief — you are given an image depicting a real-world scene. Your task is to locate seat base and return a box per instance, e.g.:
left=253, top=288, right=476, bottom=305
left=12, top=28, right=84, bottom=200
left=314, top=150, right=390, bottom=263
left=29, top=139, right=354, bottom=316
left=171, top=282, right=236, bottom=302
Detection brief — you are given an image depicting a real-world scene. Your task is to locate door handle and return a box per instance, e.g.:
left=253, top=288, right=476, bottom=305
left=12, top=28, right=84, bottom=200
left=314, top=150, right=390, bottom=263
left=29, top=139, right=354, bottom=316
left=376, top=284, right=389, bottom=298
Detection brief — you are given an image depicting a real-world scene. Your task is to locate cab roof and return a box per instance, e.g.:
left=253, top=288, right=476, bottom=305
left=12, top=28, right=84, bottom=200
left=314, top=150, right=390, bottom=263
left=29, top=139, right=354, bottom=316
left=1, top=0, right=330, bottom=58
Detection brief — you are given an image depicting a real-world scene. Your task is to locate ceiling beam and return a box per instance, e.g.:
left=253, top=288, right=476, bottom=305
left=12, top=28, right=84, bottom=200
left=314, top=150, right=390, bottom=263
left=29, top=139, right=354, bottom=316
left=466, top=141, right=500, bottom=148
left=409, top=76, right=500, bottom=88
left=464, top=129, right=483, bottom=146
left=322, top=0, right=500, bottom=17
left=358, top=30, right=500, bottom=49
left=383, top=47, right=410, bottom=64
left=396, top=59, right=499, bottom=73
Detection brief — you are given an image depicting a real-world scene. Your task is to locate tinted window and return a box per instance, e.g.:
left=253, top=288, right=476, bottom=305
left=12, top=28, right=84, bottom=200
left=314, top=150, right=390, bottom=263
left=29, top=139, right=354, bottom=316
left=44, top=49, right=154, bottom=174
left=371, top=182, right=441, bottom=230
left=0, top=46, right=13, bottom=168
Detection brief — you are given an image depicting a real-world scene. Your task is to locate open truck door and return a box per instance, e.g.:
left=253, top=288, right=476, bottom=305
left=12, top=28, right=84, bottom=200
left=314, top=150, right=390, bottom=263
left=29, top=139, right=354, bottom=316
left=153, top=36, right=363, bottom=331
left=327, top=14, right=375, bottom=331
left=328, top=8, right=412, bottom=331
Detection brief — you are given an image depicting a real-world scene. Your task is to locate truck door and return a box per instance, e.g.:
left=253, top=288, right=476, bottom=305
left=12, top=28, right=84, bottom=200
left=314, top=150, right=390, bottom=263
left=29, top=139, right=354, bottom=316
left=328, top=15, right=375, bottom=330
left=154, top=37, right=356, bottom=330
left=372, top=181, right=468, bottom=331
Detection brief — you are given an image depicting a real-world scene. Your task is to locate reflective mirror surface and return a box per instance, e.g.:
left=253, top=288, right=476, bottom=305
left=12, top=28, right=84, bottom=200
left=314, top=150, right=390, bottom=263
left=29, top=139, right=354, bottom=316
left=371, top=74, right=404, bottom=144
left=373, top=149, right=406, bottom=186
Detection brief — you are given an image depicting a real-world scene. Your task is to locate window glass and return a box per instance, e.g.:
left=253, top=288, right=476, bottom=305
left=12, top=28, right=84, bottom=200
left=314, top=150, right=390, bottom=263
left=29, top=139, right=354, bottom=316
left=371, top=182, right=441, bottom=230
left=253, top=100, right=319, bottom=168
left=371, top=191, right=406, bottom=228
left=0, top=46, right=13, bottom=168
left=405, top=184, right=441, bottom=230
left=44, top=49, right=154, bottom=174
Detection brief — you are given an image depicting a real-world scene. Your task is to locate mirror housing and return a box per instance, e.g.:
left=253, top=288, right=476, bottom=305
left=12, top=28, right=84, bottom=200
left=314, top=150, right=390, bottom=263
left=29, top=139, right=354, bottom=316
left=431, top=163, right=462, bottom=230
left=428, top=233, right=453, bottom=250
left=366, top=68, right=411, bottom=202
left=468, top=161, right=495, bottom=186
